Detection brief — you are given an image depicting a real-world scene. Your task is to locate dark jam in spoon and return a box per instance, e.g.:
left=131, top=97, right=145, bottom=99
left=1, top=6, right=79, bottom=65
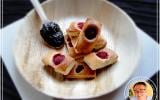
left=84, top=25, right=98, bottom=40
left=40, top=22, right=64, bottom=48
left=53, top=54, right=65, bottom=65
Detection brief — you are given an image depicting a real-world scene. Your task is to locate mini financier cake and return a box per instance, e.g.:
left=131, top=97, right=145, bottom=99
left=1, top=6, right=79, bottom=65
left=93, top=36, right=107, bottom=51
left=66, top=21, right=84, bottom=48
left=64, top=35, right=86, bottom=59
left=84, top=48, right=118, bottom=70
left=65, top=62, right=96, bottom=79
left=66, top=19, right=106, bottom=54
left=75, top=18, right=102, bottom=54
left=42, top=51, right=75, bottom=75
left=66, top=21, right=84, bottom=37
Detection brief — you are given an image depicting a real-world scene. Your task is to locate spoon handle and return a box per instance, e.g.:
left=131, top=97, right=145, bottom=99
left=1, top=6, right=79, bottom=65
left=30, top=0, right=47, bottom=23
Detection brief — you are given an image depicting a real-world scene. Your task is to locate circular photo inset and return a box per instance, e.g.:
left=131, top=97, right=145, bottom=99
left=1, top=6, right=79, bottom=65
left=124, top=77, right=157, bottom=100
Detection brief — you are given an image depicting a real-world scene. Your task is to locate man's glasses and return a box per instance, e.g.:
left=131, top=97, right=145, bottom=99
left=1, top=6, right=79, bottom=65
left=134, top=89, right=146, bottom=93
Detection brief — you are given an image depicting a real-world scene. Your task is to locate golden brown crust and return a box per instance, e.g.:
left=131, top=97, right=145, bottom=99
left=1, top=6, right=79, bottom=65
left=65, top=34, right=106, bottom=58
left=93, top=36, right=107, bottom=51
left=68, top=34, right=78, bottom=48
left=64, top=35, right=85, bottom=59
left=84, top=48, right=118, bottom=70
left=65, top=62, right=96, bottom=79
left=42, top=51, right=56, bottom=67
left=64, top=35, right=76, bottom=56
left=75, top=18, right=101, bottom=54
left=66, top=22, right=81, bottom=37
left=42, top=51, right=76, bottom=75
left=54, top=57, right=75, bottom=75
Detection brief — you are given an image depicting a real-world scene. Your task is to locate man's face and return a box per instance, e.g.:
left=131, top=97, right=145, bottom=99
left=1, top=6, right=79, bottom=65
left=133, top=84, right=147, bottom=97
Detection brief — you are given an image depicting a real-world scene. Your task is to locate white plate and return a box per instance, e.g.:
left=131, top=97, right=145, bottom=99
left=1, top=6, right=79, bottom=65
left=6, top=0, right=141, bottom=99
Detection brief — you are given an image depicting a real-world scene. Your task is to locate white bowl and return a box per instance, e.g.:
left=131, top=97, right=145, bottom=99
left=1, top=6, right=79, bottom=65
left=14, top=0, right=141, bottom=99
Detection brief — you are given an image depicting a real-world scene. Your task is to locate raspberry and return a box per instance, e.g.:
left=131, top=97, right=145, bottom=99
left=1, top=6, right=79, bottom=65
left=53, top=54, right=65, bottom=65
left=77, top=22, right=84, bottom=29
left=96, top=51, right=108, bottom=59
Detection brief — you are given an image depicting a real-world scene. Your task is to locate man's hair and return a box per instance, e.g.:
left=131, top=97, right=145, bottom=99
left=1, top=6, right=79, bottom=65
left=133, top=82, right=147, bottom=88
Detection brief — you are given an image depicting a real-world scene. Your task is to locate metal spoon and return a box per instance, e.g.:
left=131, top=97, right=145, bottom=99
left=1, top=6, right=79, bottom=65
left=30, top=0, right=64, bottom=48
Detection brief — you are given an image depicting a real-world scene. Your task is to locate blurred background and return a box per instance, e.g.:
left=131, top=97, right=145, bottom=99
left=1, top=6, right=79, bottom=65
left=3, top=0, right=158, bottom=41
left=2, top=0, right=159, bottom=100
